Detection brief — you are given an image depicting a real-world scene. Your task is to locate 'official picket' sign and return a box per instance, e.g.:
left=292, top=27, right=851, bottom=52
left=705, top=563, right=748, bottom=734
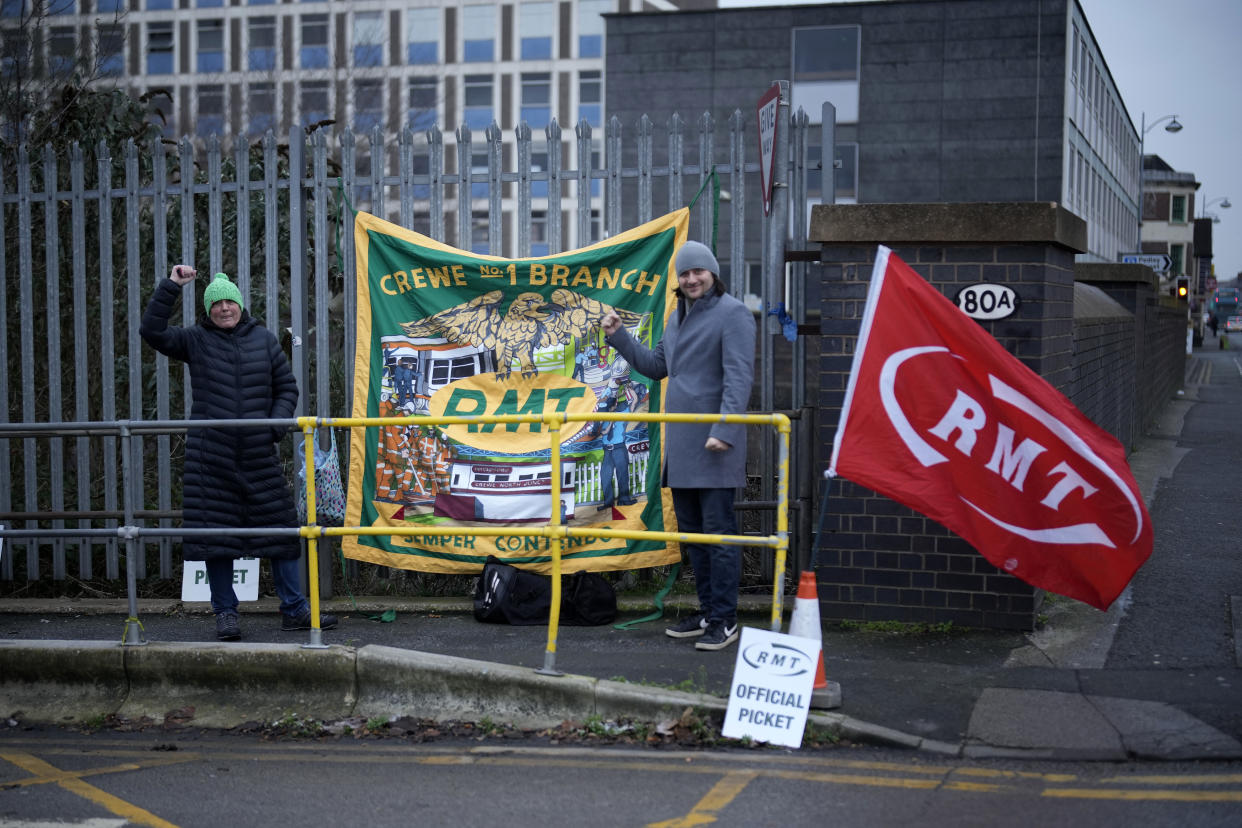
left=180, top=558, right=260, bottom=603
left=722, top=627, right=819, bottom=748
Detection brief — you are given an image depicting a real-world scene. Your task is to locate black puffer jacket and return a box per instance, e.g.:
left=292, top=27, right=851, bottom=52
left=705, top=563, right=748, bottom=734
left=140, top=278, right=300, bottom=561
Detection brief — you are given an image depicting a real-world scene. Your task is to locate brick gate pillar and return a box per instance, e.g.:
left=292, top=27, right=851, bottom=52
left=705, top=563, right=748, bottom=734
left=807, top=202, right=1087, bottom=630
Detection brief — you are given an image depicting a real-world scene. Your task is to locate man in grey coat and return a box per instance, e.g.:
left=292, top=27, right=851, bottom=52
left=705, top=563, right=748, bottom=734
left=601, top=241, right=756, bottom=650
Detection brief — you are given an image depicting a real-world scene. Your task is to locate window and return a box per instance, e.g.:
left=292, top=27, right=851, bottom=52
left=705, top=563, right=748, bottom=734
left=197, top=0, right=223, bottom=7
left=197, top=84, right=225, bottom=137
left=791, top=25, right=860, bottom=123
left=48, top=27, right=75, bottom=76
left=470, top=152, right=488, bottom=199
left=147, top=0, right=175, bottom=10
left=408, top=77, right=437, bottom=132
left=520, top=1, right=554, bottom=60
left=301, top=14, right=329, bottom=69
left=463, top=74, right=492, bottom=130
left=355, top=79, right=384, bottom=133
left=197, top=19, right=224, bottom=73
left=795, top=26, right=858, bottom=81
left=579, top=70, right=601, bottom=127
left=406, top=7, right=438, bottom=64
left=353, top=10, right=383, bottom=67
left=1170, top=243, right=1184, bottom=275
left=581, top=146, right=601, bottom=198
left=147, top=22, right=174, bottom=74
left=805, top=141, right=857, bottom=202
left=300, top=80, right=330, bottom=127
left=412, top=151, right=431, bottom=199
left=577, top=0, right=608, bottom=58
left=530, top=148, right=548, bottom=198
left=531, top=211, right=549, bottom=257
left=248, top=82, right=276, bottom=135
left=520, top=72, right=550, bottom=127
left=471, top=216, right=489, bottom=253
left=97, top=24, right=123, bottom=76
left=1171, top=194, right=1187, bottom=223
left=0, top=35, right=22, bottom=79
left=834, top=143, right=858, bottom=200
left=248, top=16, right=275, bottom=71
left=462, top=4, right=494, bottom=62
left=97, top=0, right=124, bottom=11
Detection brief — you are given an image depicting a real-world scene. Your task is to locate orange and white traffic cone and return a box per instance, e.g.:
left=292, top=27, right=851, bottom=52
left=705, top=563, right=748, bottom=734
left=787, top=569, right=840, bottom=709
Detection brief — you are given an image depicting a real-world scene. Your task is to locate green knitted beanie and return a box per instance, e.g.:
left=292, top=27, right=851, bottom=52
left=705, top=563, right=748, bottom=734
left=203, top=272, right=243, bottom=314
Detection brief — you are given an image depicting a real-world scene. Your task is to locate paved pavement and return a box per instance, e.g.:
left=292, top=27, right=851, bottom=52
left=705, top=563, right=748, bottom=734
left=2, top=346, right=1240, bottom=761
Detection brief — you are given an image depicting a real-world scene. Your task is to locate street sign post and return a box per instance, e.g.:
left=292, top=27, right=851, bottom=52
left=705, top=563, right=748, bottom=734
left=1121, top=253, right=1172, bottom=272
left=757, top=83, right=780, bottom=216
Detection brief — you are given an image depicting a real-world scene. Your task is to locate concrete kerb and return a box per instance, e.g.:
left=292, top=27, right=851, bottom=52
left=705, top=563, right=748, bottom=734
left=118, top=642, right=359, bottom=729
left=0, top=640, right=854, bottom=744
left=0, top=640, right=129, bottom=724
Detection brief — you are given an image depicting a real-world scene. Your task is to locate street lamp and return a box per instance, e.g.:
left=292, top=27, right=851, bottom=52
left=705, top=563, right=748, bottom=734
left=1137, top=113, right=1184, bottom=245
left=1201, top=195, right=1231, bottom=217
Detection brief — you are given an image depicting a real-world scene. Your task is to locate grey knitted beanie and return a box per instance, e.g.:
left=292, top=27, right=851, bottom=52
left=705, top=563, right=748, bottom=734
left=674, top=240, right=719, bottom=278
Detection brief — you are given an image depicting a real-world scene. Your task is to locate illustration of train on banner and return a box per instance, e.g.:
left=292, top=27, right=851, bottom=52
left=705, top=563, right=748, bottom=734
left=372, top=332, right=652, bottom=526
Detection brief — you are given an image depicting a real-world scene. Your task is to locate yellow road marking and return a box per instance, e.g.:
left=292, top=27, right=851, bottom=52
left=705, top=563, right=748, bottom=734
left=647, top=770, right=757, bottom=828
left=1, top=752, right=180, bottom=828
left=5, top=739, right=1242, bottom=812
left=1043, top=788, right=1242, bottom=802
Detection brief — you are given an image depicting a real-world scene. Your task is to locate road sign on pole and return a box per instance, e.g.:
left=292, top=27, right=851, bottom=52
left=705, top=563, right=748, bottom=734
left=757, top=83, right=780, bottom=216
left=1121, top=253, right=1172, bottom=272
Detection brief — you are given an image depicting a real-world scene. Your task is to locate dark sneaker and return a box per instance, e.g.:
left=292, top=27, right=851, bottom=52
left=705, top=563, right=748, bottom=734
left=695, top=621, right=739, bottom=651
left=665, top=613, right=708, bottom=639
left=280, top=611, right=339, bottom=631
left=215, top=612, right=241, bottom=641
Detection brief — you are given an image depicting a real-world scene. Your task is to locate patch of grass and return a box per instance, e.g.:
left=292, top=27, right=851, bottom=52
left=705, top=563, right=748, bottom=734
left=271, top=713, right=325, bottom=738
left=837, top=619, right=959, bottom=635
left=667, top=665, right=713, bottom=694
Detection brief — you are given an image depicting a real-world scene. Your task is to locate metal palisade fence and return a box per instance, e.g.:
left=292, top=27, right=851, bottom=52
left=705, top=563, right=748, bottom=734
left=0, top=109, right=816, bottom=587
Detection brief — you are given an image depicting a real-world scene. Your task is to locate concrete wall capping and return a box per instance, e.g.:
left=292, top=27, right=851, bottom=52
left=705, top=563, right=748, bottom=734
left=809, top=202, right=1088, bottom=254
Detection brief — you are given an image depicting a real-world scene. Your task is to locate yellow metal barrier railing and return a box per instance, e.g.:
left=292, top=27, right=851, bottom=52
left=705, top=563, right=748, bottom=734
left=298, top=411, right=790, bottom=673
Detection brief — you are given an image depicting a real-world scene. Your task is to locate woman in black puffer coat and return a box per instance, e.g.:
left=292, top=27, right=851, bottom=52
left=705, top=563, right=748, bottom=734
left=140, top=266, right=336, bottom=641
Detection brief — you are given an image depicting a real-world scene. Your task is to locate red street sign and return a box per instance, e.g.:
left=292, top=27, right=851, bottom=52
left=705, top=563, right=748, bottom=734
left=757, top=83, right=780, bottom=216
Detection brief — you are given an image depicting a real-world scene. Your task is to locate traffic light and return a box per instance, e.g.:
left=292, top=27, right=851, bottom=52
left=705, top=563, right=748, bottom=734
left=1177, top=278, right=1189, bottom=301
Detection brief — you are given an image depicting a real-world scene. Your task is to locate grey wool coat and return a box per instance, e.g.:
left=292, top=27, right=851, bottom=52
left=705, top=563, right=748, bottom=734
left=140, top=278, right=301, bottom=561
left=605, top=286, right=756, bottom=488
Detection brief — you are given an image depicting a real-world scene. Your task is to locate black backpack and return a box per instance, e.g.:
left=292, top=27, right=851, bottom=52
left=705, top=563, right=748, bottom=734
left=473, top=556, right=616, bottom=626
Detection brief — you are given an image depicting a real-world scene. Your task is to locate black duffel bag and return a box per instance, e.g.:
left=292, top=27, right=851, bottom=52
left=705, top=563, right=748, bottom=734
left=473, top=555, right=615, bottom=626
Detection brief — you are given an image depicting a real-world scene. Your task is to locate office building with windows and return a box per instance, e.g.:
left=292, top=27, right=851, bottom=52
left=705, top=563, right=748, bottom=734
left=605, top=0, right=1141, bottom=272
left=4, top=0, right=1138, bottom=265
left=0, top=0, right=723, bottom=254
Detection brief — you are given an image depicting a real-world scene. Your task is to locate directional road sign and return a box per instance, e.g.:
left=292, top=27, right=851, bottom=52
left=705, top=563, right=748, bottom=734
left=1121, top=253, right=1172, bottom=272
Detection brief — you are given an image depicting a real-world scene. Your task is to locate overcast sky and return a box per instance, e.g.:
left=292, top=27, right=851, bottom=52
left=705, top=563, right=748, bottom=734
left=720, top=0, right=1242, bottom=280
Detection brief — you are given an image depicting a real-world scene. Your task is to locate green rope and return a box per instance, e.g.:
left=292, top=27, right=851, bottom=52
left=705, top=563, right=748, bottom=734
left=337, top=546, right=396, bottom=623
left=686, top=167, right=721, bottom=254
left=612, top=562, right=681, bottom=630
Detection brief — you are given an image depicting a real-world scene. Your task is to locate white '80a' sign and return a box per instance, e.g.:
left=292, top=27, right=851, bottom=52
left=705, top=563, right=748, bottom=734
left=954, top=282, right=1020, bottom=321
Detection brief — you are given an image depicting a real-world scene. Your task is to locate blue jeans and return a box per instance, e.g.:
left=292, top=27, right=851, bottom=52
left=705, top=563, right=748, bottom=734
left=671, top=487, right=741, bottom=625
left=206, top=556, right=309, bottom=618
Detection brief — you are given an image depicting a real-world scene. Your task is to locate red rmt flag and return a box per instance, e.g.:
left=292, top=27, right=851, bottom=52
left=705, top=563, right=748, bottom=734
left=828, top=247, right=1152, bottom=610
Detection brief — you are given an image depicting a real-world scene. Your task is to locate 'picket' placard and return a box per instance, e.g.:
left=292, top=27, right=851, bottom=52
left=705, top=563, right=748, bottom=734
left=722, top=626, right=819, bottom=748
left=180, top=559, right=260, bottom=602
